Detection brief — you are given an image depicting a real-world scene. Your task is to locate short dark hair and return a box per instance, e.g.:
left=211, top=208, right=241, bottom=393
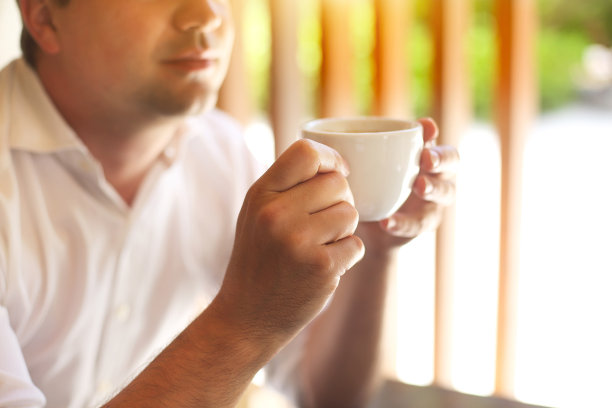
left=18, top=0, right=70, bottom=67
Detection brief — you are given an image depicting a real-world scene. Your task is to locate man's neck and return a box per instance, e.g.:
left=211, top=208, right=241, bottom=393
left=80, top=124, right=180, bottom=206
left=36, top=62, right=184, bottom=206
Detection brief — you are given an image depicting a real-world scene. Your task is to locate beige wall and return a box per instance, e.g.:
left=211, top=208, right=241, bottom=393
left=0, top=0, right=23, bottom=68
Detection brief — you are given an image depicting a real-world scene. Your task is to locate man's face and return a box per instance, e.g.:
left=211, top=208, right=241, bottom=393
left=50, top=0, right=234, bottom=117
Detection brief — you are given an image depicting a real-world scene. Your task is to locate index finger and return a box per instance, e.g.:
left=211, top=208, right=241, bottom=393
left=261, top=139, right=350, bottom=192
left=420, top=145, right=460, bottom=175
left=418, top=117, right=439, bottom=147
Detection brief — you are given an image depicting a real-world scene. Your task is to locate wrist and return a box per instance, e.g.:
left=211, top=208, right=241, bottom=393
left=356, top=221, right=413, bottom=258
left=203, top=290, right=289, bottom=366
left=358, top=230, right=402, bottom=260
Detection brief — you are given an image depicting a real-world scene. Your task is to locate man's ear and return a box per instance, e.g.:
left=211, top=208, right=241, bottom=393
left=18, top=0, right=61, bottom=55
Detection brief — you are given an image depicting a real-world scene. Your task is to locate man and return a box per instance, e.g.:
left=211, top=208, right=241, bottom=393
left=0, top=0, right=459, bottom=407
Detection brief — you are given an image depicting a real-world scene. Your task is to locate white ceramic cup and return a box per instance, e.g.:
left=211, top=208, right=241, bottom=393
left=301, top=117, right=423, bottom=222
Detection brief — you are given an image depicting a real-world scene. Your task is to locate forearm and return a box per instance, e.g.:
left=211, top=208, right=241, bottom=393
left=298, top=246, right=398, bottom=408
left=104, top=298, right=281, bottom=408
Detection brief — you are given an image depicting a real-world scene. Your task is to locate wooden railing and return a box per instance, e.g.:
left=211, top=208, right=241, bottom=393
left=219, top=0, right=537, bottom=401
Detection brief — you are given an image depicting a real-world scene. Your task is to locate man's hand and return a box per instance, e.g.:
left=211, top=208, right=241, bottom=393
left=358, top=117, right=459, bottom=253
left=106, top=139, right=364, bottom=408
left=217, top=139, right=365, bottom=344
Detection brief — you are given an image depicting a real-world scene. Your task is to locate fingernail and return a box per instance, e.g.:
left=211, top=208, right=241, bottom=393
left=423, top=177, right=434, bottom=195
left=429, top=150, right=441, bottom=169
left=341, top=157, right=350, bottom=177
left=384, top=216, right=397, bottom=231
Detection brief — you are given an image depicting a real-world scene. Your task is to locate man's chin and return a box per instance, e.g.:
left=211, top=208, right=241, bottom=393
left=147, top=93, right=219, bottom=118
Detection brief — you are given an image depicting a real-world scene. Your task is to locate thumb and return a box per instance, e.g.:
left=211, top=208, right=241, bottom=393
left=261, top=139, right=349, bottom=192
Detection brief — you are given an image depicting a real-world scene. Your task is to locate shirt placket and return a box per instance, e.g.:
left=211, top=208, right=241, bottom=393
left=89, top=214, right=138, bottom=405
left=88, top=164, right=169, bottom=405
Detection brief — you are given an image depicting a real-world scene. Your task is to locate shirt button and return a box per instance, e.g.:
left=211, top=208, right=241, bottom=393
left=163, top=146, right=177, bottom=162
left=97, top=380, right=113, bottom=395
left=115, top=303, right=131, bottom=322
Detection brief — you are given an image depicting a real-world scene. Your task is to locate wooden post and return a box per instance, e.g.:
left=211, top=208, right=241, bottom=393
left=372, top=0, right=413, bottom=379
left=320, top=0, right=356, bottom=117
left=269, top=0, right=304, bottom=156
left=431, top=0, right=471, bottom=389
left=217, top=0, right=253, bottom=125
left=494, top=0, right=537, bottom=398
left=373, top=0, right=411, bottom=118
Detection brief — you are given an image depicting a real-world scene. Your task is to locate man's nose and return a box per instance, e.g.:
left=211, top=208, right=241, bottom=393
left=173, top=0, right=224, bottom=33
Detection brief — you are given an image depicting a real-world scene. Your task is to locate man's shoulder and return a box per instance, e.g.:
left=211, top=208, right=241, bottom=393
left=0, top=60, right=20, bottom=197
left=0, top=59, right=24, bottom=115
left=0, top=58, right=19, bottom=89
left=0, top=60, right=19, bottom=181
left=0, top=62, right=19, bottom=303
left=0, top=60, right=19, bottom=150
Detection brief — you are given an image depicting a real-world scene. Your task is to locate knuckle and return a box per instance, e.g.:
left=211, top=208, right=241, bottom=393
left=286, top=229, right=309, bottom=254
left=244, top=182, right=260, bottom=201
left=331, top=171, right=350, bottom=188
left=256, top=200, right=286, bottom=233
left=292, top=139, right=319, bottom=161
left=321, top=171, right=349, bottom=192
left=349, top=204, right=360, bottom=228
left=328, top=173, right=354, bottom=204
left=350, top=235, right=365, bottom=258
left=337, top=200, right=359, bottom=228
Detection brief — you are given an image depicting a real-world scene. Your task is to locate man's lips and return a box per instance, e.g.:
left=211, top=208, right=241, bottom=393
left=162, top=51, right=221, bottom=72
left=163, top=58, right=217, bottom=71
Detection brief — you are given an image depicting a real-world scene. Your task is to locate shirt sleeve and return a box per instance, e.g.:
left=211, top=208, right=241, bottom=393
left=0, top=142, right=44, bottom=406
left=0, top=306, right=46, bottom=408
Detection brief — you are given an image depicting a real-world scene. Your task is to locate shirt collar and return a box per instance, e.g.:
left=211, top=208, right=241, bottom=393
left=7, top=58, right=195, bottom=167
left=8, top=58, right=88, bottom=154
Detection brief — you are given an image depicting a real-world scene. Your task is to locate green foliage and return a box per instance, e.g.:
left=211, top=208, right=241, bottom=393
left=242, top=0, right=271, bottom=113
left=410, top=0, right=597, bottom=118
left=463, top=19, right=591, bottom=117
left=351, top=0, right=376, bottom=115
left=539, top=0, right=612, bottom=46
left=538, top=29, right=590, bottom=111
left=408, top=23, right=433, bottom=118
left=296, top=0, right=322, bottom=116
left=468, top=23, right=495, bottom=119
left=242, top=0, right=608, bottom=119
left=535, top=0, right=609, bottom=111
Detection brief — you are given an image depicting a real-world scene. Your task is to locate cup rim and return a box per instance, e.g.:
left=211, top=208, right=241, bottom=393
left=301, top=116, right=422, bottom=136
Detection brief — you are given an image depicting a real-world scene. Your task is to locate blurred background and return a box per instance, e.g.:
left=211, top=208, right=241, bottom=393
left=2, top=0, right=612, bottom=407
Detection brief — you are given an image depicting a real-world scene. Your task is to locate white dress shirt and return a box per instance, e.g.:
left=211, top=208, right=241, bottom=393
left=0, top=59, right=301, bottom=408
